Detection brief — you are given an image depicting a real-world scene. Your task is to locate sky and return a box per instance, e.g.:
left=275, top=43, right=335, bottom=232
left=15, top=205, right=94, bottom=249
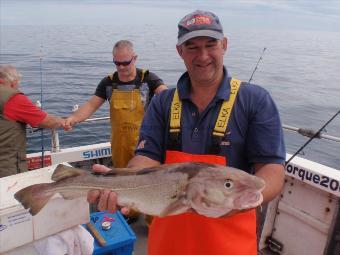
left=1, top=0, right=340, bottom=32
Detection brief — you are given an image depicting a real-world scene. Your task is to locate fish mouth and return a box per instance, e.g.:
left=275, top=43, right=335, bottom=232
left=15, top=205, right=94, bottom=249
left=234, top=191, right=263, bottom=209
left=247, top=192, right=262, bottom=204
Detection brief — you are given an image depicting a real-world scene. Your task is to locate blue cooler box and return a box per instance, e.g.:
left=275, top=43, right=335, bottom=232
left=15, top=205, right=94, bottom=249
left=85, top=211, right=136, bottom=255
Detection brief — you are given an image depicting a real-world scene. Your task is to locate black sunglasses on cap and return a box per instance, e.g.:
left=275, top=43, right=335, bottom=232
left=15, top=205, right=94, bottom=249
left=113, top=56, right=135, bottom=66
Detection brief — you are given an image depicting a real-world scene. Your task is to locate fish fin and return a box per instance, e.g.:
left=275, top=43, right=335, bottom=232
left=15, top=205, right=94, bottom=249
left=14, top=183, right=53, bottom=216
left=159, top=198, right=191, bottom=217
left=158, top=162, right=214, bottom=178
left=134, top=164, right=187, bottom=175
left=103, top=168, right=137, bottom=176
left=91, top=166, right=147, bottom=176
left=108, top=166, right=175, bottom=176
left=136, top=168, right=159, bottom=175
left=105, top=162, right=216, bottom=176
left=52, top=164, right=87, bottom=181
left=135, top=164, right=194, bottom=175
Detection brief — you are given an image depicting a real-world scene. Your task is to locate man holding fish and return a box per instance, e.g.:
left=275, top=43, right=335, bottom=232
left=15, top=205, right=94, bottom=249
left=86, top=10, right=286, bottom=255
left=87, top=10, right=286, bottom=255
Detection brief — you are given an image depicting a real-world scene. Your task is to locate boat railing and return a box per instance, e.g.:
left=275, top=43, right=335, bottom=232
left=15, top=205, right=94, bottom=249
left=27, top=116, right=340, bottom=153
left=282, top=124, right=340, bottom=142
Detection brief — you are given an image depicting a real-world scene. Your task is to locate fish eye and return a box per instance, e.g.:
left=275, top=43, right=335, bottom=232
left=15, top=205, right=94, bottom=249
left=224, top=179, right=233, bottom=189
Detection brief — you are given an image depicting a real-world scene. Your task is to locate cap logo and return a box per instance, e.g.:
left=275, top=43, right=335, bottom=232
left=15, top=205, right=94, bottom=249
left=186, top=15, right=212, bottom=27
left=177, top=11, right=223, bottom=45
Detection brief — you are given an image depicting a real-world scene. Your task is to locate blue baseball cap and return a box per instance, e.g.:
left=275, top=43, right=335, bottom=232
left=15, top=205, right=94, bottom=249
left=177, top=10, right=224, bottom=45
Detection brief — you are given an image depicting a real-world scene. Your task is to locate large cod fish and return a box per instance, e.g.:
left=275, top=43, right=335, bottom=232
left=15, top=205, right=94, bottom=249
left=14, top=162, right=265, bottom=218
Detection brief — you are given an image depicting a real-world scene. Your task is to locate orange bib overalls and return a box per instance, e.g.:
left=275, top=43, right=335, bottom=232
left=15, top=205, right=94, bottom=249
left=148, top=151, right=257, bottom=255
left=148, top=78, right=257, bottom=255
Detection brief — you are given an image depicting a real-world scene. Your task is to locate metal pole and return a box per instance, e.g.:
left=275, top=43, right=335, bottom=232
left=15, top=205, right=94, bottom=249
left=285, top=110, right=340, bottom=165
left=39, top=46, right=45, bottom=167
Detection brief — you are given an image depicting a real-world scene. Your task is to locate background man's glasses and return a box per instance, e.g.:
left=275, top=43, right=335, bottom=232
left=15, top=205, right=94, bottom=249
left=113, top=56, right=135, bottom=66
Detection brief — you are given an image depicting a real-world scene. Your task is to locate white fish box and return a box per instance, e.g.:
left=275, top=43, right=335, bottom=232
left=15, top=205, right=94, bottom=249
left=0, top=163, right=90, bottom=253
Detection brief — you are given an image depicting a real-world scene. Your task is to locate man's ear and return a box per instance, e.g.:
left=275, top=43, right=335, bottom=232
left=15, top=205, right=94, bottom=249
left=222, top=37, right=228, bottom=54
left=176, top=45, right=183, bottom=58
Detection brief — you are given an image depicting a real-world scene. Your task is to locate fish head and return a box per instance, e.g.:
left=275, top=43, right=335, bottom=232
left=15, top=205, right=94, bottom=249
left=186, top=166, right=265, bottom=218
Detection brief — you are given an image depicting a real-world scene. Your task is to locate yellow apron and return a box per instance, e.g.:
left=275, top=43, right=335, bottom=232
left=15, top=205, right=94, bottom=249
left=109, top=88, right=144, bottom=167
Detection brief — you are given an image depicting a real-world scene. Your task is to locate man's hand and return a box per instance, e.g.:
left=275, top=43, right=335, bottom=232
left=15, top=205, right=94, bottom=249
left=87, top=164, right=129, bottom=214
left=63, top=116, right=76, bottom=131
left=39, top=114, right=65, bottom=129
left=88, top=189, right=118, bottom=212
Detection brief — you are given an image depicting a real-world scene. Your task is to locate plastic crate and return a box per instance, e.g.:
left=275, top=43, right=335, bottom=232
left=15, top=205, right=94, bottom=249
left=85, top=211, right=136, bottom=255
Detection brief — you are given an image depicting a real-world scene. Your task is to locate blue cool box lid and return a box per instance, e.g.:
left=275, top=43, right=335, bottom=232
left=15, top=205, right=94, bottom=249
left=85, top=211, right=136, bottom=255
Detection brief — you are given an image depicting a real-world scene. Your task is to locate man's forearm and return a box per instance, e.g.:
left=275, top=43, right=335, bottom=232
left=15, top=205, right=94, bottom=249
left=68, top=96, right=105, bottom=124
left=255, top=163, right=285, bottom=204
left=154, top=84, right=168, bottom=94
left=69, top=102, right=96, bottom=123
left=39, top=114, right=64, bottom=129
left=127, top=155, right=161, bottom=170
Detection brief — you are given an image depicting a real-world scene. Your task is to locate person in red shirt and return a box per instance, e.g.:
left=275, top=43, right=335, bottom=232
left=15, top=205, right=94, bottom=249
left=0, top=64, right=65, bottom=177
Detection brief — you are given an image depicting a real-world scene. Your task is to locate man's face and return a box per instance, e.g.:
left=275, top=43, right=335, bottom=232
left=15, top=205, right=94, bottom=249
left=1, top=78, right=20, bottom=89
left=177, top=36, right=227, bottom=86
left=113, top=47, right=136, bottom=78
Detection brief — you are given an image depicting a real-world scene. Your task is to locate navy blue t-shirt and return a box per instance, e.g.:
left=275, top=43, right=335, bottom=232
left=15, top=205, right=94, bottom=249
left=135, top=67, right=285, bottom=173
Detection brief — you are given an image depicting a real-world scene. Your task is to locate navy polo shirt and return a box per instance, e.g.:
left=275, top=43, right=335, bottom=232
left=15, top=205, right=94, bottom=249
left=135, top=67, right=285, bottom=173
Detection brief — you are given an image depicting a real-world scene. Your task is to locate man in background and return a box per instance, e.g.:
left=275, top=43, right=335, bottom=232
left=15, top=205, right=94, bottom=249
left=0, top=64, right=65, bottom=178
left=64, top=40, right=167, bottom=168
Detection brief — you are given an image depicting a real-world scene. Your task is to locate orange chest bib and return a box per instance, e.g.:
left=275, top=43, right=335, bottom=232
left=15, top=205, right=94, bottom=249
left=147, top=150, right=257, bottom=255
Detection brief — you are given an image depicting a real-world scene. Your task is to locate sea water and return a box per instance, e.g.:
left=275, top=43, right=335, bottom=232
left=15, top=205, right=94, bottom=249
left=1, top=1, right=339, bottom=169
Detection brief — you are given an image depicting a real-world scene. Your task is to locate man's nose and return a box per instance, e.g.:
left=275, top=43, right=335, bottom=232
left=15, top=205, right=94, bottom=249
left=117, top=65, right=125, bottom=70
left=197, top=48, right=210, bottom=60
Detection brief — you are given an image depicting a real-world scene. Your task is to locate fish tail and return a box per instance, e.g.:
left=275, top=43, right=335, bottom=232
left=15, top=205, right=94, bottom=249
left=14, top=183, right=54, bottom=216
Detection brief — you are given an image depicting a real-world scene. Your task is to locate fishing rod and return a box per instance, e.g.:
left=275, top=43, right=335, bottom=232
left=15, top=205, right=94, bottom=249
left=39, top=46, right=45, bottom=168
left=285, top=110, right=340, bottom=165
left=248, top=47, right=266, bottom=83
